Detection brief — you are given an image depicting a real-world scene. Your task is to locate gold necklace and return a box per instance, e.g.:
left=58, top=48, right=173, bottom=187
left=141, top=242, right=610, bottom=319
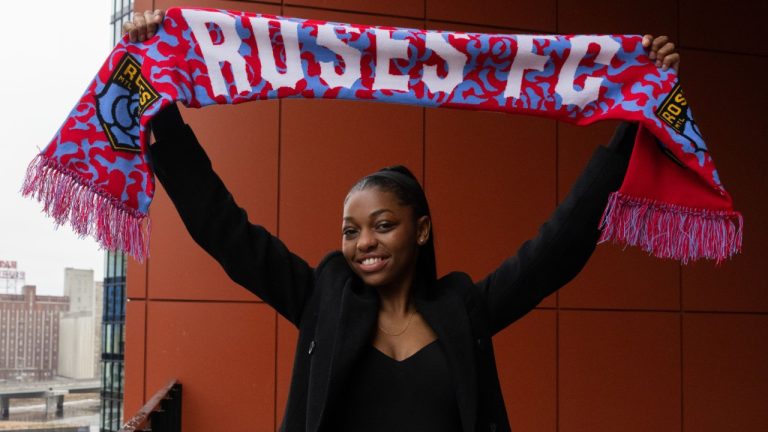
left=377, top=308, right=416, bottom=336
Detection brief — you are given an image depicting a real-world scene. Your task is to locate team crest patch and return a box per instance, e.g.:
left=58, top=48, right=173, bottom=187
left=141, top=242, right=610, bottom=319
left=655, top=83, right=688, bottom=133
left=95, top=53, right=159, bottom=153
left=655, top=83, right=706, bottom=154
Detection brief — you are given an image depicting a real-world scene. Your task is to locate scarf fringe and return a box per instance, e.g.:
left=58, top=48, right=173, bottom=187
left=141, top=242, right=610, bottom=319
left=21, top=154, right=150, bottom=262
left=598, top=192, right=743, bottom=264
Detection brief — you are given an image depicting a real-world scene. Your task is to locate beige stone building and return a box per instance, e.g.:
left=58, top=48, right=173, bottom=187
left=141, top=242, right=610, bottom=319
left=57, top=268, right=102, bottom=379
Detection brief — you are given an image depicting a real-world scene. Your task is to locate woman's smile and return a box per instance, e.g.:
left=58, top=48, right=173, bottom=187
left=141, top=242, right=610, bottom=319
left=358, top=255, right=389, bottom=272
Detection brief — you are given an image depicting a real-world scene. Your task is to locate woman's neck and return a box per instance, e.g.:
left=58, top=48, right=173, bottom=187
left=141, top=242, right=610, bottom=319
left=375, top=278, right=414, bottom=315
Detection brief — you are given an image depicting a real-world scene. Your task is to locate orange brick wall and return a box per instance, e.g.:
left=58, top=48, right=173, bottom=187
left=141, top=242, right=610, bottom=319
left=125, top=1, right=768, bottom=431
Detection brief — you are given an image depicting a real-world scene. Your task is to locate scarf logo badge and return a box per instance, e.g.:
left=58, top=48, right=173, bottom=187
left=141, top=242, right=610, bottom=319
left=655, top=83, right=706, bottom=154
left=95, top=53, right=159, bottom=153
left=656, top=83, right=689, bottom=133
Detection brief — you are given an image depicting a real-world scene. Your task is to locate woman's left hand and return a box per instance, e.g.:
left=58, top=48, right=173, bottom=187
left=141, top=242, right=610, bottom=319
left=642, top=35, right=680, bottom=72
left=123, top=9, right=165, bottom=42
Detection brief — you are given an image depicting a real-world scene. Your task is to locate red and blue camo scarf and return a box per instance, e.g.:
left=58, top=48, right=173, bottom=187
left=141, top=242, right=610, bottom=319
left=23, top=7, right=742, bottom=263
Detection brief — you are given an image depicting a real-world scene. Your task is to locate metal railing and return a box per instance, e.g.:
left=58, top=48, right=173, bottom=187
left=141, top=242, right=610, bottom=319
left=119, top=379, right=181, bottom=432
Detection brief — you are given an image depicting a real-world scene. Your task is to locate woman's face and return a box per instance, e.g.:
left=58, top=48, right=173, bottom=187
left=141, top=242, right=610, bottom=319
left=342, top=187, right=430, bottom=291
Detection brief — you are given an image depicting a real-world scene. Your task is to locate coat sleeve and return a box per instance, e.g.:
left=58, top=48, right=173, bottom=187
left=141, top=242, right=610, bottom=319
left=148, top=105, right=314, bottom=326
left=476, top=122, right=636, bottom=335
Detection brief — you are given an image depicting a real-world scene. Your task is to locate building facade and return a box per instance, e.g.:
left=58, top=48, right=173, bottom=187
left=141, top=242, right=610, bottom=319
left=58, top=268, right=103, bottom=380
left=0, top=285, right=68, bottom=381
left=64, top=268, right=97, bottom=313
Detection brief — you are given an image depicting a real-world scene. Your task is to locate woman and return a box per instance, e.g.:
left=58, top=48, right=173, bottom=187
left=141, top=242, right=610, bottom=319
left=128, top=10, right=680, bottom=432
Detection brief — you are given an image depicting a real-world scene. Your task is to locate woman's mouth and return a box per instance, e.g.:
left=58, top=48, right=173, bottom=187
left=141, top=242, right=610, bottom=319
left=359, top=256, right=388, bottom=272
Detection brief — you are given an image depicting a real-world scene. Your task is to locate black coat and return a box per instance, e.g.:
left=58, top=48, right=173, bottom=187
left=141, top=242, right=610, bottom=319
left=150, top=110, right=633, bottom=432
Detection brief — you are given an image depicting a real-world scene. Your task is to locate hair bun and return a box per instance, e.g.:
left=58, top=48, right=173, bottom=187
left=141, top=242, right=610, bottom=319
left=379, top=165, right=418, bottom=181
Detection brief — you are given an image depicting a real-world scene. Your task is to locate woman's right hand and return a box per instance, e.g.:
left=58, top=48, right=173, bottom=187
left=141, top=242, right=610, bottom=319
left=642, top=34, right=680, bottom=72
left=122, top=10, right=165, bottom=43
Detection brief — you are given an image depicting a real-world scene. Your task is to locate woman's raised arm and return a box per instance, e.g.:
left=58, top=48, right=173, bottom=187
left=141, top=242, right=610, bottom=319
left=477, top=35, right=680, bottom=334
left=149, top=104, right=316, bottom=326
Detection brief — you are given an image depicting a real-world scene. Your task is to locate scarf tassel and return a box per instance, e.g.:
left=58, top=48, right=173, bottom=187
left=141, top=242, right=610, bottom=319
left=21, top=154, right=150, bottom=261
left=598, top=192, right=743, bottom=264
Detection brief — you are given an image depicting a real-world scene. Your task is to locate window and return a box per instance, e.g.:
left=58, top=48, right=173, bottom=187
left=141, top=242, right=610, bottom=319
left=101, top=249, right=127, bottom=431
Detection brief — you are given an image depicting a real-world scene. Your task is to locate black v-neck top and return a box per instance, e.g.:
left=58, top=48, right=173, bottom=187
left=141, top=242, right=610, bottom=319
left=326, top=339, right=462, bottom=431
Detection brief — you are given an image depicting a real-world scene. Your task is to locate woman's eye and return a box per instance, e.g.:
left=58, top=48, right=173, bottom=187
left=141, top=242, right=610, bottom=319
left=342, top=228, right=358, bottom=238
left=376, top=222, right=394, bottom=231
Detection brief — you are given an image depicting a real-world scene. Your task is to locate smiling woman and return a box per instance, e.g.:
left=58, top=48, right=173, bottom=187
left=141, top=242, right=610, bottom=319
left=131, top=7, right=685, bottom=432
left=149, top=97, right=642, bottom=432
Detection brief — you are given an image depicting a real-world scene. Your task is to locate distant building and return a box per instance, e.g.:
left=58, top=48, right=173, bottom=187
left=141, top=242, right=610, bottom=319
left=58, top=268, right=102, bottom=379
left=64, top=268, right=96, bottom=313
left=0, top=259, right=25, bottom=295
left=0, top=285, right=68, bottom=381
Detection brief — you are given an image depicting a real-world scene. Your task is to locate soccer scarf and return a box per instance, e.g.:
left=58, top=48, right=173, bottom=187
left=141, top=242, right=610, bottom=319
left=23, top=7, right=742, bottom=263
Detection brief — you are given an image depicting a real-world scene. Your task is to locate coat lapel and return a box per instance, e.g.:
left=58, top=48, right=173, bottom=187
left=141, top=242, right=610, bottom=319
left=306, top=276, right=378, bottom=432
left=416, top=287, right=478, bottom=432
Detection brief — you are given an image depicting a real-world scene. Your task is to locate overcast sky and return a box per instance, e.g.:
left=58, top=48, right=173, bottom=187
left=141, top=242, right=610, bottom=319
left=0, top=1, right=112, bottom=295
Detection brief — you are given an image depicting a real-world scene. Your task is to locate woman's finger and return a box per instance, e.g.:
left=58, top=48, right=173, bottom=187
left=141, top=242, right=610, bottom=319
left=651, top=35, right=669, bottom=54
left=134, top=12, right=147, bottom=42
left=656, top=42, right=676, bottom=59
left=153, top=9, right=165, bottom=25
left=151, top=10, right=165, bottom=37
left=662, top=53, right=680, bottom=72
left=144, top=10, right=157, bottom=38
left=123, top=21, right=138, bottom=42
left=642, top=34, right=653, bottom=49
left=654, top=42, right=676, bottom=68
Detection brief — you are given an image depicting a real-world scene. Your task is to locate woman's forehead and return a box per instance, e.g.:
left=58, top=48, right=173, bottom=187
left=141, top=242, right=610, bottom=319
left=343, top=188, right=408, bottom=218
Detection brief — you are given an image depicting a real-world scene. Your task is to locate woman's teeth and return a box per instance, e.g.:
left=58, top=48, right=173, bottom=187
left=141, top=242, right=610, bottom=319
left=362, top=257, right=382, bottom=265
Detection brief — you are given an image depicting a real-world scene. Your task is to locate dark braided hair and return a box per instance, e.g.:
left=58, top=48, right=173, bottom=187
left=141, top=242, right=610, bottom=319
left=347, top=165, right=437, bottom=287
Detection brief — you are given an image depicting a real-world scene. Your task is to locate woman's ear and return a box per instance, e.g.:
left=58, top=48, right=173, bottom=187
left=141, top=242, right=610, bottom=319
left=416, top=215, right=431, bottom=245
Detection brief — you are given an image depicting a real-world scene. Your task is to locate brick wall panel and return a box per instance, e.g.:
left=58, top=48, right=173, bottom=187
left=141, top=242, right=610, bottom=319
left=680, top=0, right=768, bottom=56
left=559, top=311, right=681, bottom=432
left=493, top=310, right=557, bottom=432
left=145, top=302, right=277, bottom=432
left=683, top=313, right=768, bottom=431
left=557, top=0, right=676, bottom=36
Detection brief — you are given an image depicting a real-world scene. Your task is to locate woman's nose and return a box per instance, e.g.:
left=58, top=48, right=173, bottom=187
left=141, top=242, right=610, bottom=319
left=357, top=229, right=377, bottom=250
